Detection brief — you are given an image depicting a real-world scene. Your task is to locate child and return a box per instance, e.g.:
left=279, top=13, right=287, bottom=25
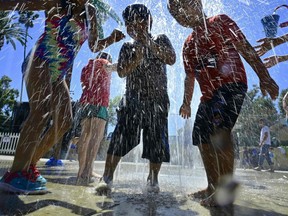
left=168, top=0, right=279, bottom=206
left=254, top=119, right=274, bottom=172
left=76, top=52, right=116, bottom=185
left=0, top=0, right=125, bottom=194
left=96, top=4, right=176, bottom=195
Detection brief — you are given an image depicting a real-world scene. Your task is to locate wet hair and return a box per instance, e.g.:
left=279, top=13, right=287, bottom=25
left=122, top=4, right=152, bottom=29
left=96, top=52, right=112, bottom=63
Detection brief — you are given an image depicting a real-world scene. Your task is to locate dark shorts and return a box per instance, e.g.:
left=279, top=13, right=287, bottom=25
left=193, top=83, right=247, bottom=146
left=107, top=98, right=170, bottom=163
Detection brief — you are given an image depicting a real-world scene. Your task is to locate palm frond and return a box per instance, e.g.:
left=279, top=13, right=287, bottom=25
left=90, top=0, right=123, bottom=26
left=0, top=11, right=27, bottom=50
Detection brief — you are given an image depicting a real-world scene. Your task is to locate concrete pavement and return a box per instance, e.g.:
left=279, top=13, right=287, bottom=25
left=0, top=155, right=288, bottom=216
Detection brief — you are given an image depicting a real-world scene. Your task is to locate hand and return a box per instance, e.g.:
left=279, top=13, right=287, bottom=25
left=259, top=77, right=279, bottom=100
left=259, top=143, right=262, bottom=147
left=263, top=55, right=279, bottom=68
left=110, top=29, right=125, bottom=42
left=254, top=37, right=274, bottom=57
left=103, top=63, right=117, bottom=73
left=103, top=64, right=112, bottom=74
left=137, top=33, right=151, bottom=46
left=179, top=103, right=191, bottom=119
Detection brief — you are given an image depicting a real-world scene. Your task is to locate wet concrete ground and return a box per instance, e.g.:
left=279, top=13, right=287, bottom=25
left=0, top=155, right=288, bottom=216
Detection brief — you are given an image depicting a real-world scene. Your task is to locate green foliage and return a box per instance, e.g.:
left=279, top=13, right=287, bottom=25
left=0, top=75, right=19, bottom=132
left=235, top=85, right=278, bottom=147
left=107, top=95, right=121, bottom=127
left=0, top=11, right=26, bottom=50
left=90, top=0, right=123, bottom=39
left=18, top=11, right=39, bottom=29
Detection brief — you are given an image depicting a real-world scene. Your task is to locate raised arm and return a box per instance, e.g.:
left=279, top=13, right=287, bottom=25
left=86, top=3, right=125, bottom=53
left=0, top=0, right=62, bottom=11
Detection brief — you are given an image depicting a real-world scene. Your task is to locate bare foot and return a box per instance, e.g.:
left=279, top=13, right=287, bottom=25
left=91, top=172, right=102, bottom=179
left=200, top=193, right=218, bottom=207
left=200, top=181, right=239, bottom=207
left=188, top=188, right=213, bottom=199
left=95, top=181, right=112, bottom=197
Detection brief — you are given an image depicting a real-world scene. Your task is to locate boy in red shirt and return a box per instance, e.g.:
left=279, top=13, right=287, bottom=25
left=168, top=0, right=279, bottom=206
left=76, top=52, right=115, bottom=185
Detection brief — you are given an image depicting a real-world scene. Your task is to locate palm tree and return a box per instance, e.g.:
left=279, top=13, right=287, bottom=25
left=90, top=0, right=123, bottom=38
left=0, top=11, right=26, bottom=51
left=18, top=11, right=39, bottom=102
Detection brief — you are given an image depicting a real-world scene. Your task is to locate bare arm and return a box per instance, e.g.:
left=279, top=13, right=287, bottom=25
left=91, top=29, right=125, bottom=53
left=235, top=38, right=279, bottom=100
left=86, top=3, right=125, bottom=53
left=104, top=63, right=118, bottom=73
left=0, top=0, right=62, bottom=11
left=179, top=72, right=195, bottom=119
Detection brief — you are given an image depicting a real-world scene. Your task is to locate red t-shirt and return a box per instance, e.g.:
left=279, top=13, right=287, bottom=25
left=183, top=14, right=248, bottom=101
left=79, top=58, right=111, bottom=107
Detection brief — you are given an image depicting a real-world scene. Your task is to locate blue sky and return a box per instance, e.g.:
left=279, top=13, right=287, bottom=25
left=0, top=0, right=287, bottom=135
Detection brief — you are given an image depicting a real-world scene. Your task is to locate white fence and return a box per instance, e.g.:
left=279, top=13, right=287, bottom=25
left=0, top=132, right=20, bottom=155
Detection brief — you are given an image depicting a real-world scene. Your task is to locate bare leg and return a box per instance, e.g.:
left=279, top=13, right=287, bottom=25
left=95, top=154, right=121, bottom=195
left=10, top=58, right=51, bottom=173
left=200, top=129, right=236, bottom=207
left=76, top=118, right=92, bottom=180
left=146, top=162, right=161, bottom=193
left=31, top=80, right=72, bottom=164
left=190, top=143, right=220, bottom=199
left=52, top=137, right=63, bottom=160
left=85, top=118, right=106, bottom=180
left=147, top=162, right=161, bottom=186
left=102, top=154, right=121, bottom=183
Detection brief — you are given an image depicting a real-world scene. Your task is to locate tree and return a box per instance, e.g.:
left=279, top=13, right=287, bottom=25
left=235, top=85, right=278, bottom=147
left=0, top=11, right=26, bottom=51
left=0, top=75, right=19, bottom=132
left=107, top=95, right=121, bottom=127
left=18, top=10, right=39, bottom=102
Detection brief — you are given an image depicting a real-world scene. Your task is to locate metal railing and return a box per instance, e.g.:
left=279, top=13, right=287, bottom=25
left=0, top=132, right=20, bottom=155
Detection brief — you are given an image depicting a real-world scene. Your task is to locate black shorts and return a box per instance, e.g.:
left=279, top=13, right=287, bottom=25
left=193, top=83, right=247, bottom=146
left=107, top=98, right=170, bottom=163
